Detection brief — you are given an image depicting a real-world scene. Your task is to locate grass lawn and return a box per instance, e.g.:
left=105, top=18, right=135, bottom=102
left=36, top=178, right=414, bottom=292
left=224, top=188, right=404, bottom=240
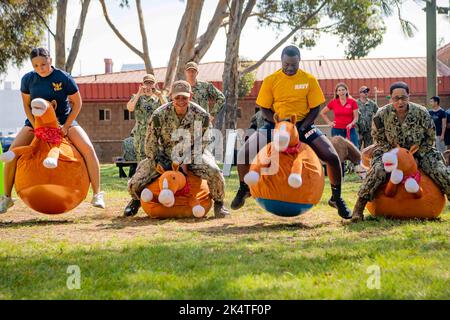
left=0, top=164, right=448, bottom=299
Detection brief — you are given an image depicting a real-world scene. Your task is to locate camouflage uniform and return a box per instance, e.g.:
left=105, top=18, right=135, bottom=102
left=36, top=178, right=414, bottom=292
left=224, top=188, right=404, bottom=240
left=132, top=94, right=164, bottom=161
left=191, top=80, right=225, bottom=117
left=122, top=136, right=137, bottom=161
left=356, top=98, right=378, bottom=149
left=249, top=110, right=265, bottom=130
left=358, top=102, right=450, bottom=200
left=128, top=101, right=225, bottom=202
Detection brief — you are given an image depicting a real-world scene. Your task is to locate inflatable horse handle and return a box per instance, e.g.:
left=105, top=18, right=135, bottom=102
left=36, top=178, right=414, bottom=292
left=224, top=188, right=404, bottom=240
left=382, top=145, right=423, bottom=199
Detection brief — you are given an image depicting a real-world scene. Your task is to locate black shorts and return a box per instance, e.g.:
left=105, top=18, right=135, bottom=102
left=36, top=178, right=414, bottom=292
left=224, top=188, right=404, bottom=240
left=258, top=120, right=323, bottom=145
left=24, top=118, right=79, bottom=128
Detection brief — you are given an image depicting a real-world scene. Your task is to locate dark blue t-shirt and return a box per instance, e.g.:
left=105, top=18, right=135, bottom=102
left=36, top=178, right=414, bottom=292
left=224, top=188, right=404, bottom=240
left=20, top=67, right=78, bottom=124
left=428, top=108, right=447, bottom=136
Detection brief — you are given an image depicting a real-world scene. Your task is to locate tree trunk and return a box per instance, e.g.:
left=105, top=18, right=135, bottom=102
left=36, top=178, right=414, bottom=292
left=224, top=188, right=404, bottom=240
left=163, top=4, right=189, bottom=90
left=65, top=0, right=91, bottom=74
left=164, top=0, right=228, bottom=90
left=217, top=0, right=256, bottom=132
left=55, top=0, right=68, bottom=70
left=175, top=0, right=205, bottom=81
left=220, top=0, right=244, bottom=132
left=99, top=0, right=144, bottom=60
left=136, top=0, right=153, bottom=74
left=193, top=0, right=228, bottom=61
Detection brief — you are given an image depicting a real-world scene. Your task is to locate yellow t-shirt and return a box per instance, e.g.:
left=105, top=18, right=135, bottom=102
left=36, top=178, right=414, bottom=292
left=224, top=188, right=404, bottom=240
left=256, top=69, right=325, bottom=121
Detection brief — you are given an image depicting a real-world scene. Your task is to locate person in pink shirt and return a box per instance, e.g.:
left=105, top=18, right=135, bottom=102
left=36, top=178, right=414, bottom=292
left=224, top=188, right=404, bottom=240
left=320, top=82, right=359, bottom=149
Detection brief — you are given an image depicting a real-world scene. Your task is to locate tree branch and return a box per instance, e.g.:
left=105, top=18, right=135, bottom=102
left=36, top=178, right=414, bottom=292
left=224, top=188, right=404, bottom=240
left=99, top=0, right=144, bottom=59
left=65, top=0, right=91, bottom=73
left=241, top=0, right=329, bottom=76
left=193, top=0, right=228, bottom=61
left=240, top=0, right=257, bottom=27
left=34, top=11, right=56, bottom=38
left=136, top=0, right=153, bottom=73
left=164, top=4, right=190, bottom=89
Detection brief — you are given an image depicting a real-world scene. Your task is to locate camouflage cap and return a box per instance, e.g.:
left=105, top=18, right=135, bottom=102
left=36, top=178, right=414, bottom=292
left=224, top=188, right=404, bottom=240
left=171, top=80, right=191, bottom=97
left=185, top=61, right=198, bottom=72
left=359, top=86, right=370, bottom=93
left=143, top=74, right=156, bottom=83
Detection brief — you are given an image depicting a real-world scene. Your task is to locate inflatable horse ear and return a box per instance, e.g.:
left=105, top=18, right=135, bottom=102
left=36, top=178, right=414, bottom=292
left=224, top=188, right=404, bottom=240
left=156, top=164, right=166, bottom=174
left=409, top=145, right=419, bottom=155
left=172, top=162, right=180, bottom=172
left=273, top=113, right=280, bottom=123
left=290, top=114, right=297, bottom=124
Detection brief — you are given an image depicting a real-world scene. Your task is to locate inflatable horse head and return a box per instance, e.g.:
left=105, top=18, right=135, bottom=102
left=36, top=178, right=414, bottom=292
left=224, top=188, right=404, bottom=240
left=1, top=98, right=65, bottom=169
left=272, top=114, right=299, bottom=152
left=244, top=113, right=324, bottom=217
left=140, top=162, right=208, bottom=218
left=0, top=98, right=89, bottom=214
left=382, top=145, right=422, bottom=197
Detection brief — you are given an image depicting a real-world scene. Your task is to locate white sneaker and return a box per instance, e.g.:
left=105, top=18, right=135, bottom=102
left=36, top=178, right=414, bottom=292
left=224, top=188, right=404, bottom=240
left=91, top=192, right=106, bottom=209
left=0, top=195, right=14, bottom=214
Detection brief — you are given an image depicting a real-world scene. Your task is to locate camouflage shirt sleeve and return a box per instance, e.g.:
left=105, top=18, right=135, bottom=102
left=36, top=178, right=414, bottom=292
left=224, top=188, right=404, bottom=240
left=372, top=101, right=379, bottom=114
left=249, top=114, right=258, bottom=130
left=201, top=114, right=212, bottom=154
left=371, top=109, right=391, bottom=160
left=208, top=83, right=225, bottom=117
left=144, top=113, right=159, bottom=164
left=416, top=110, right=437, bottom=159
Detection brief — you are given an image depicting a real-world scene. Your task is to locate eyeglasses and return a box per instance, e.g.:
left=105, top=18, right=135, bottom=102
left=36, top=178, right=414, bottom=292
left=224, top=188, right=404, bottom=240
left=173, top=96, right=189, bottom=101
left=360, top=90, right=369, bottom=94
left=391, top=95, right=409, bottom=102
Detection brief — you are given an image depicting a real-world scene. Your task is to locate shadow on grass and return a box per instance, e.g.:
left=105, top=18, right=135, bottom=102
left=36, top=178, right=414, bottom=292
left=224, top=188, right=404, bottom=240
left=343, top=214, right=444, bottom=233
left=0, top=219, right=74, bottom=228
left=0, top=233, right=447, bottom=299
left=198, top=222, right=330, bottom=236
left=96, top=216, right=173, bottom=229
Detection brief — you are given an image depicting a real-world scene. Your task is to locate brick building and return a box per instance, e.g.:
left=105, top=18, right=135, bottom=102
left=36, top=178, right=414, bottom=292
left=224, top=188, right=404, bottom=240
left=75, top=49, right=450, bottom=163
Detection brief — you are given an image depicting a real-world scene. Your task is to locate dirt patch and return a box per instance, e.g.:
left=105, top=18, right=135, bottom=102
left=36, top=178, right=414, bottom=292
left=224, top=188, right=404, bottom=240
left=0, top=196, right=344, bottom=245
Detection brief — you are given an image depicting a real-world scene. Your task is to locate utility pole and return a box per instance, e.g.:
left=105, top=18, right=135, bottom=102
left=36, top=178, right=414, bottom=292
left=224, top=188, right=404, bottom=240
left=426, top=0, right=437, bottom=102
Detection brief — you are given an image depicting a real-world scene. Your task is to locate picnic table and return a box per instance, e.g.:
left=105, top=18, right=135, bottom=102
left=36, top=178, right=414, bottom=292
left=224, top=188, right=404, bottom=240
left=113, top=157, right=137, bottom=178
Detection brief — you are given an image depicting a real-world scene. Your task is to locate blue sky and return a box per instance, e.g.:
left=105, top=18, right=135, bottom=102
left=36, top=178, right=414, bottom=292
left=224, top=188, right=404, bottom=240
left=1, top=0, right=450, bottom=89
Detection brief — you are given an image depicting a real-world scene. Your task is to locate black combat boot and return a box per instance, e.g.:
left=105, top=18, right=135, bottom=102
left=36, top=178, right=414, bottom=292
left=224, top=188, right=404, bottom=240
left=328, top=184, right=352, bottom=219
left=214, top=201, right=230, bottom=218
left=230, top=181, right=251, bottom=210
left=123, top=199, right=141, bottom=217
